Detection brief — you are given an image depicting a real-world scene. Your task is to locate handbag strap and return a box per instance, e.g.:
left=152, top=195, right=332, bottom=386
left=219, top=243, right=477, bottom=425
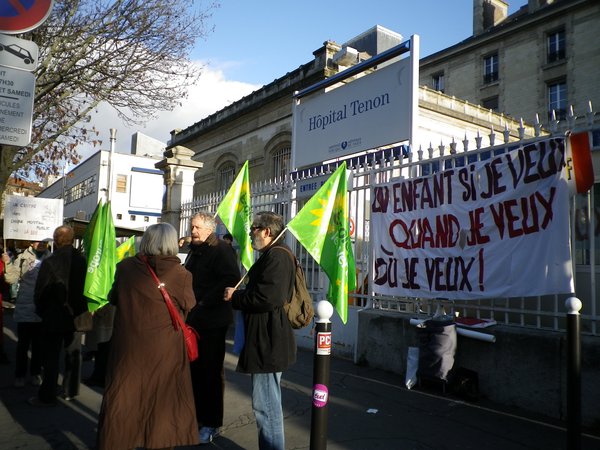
left=141, top=255, right=185, bottom=332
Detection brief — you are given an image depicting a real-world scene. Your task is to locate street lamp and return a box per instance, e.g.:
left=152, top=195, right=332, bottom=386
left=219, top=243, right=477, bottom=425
left=107, top=128, right=117, bottom=202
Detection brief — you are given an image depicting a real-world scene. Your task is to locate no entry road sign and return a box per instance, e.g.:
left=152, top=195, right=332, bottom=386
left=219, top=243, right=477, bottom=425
left=0, top=0, right=54, bottom=34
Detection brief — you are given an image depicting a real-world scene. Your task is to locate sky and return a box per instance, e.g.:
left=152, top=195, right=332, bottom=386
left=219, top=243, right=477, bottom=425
left=86, top=0, right=525, bottom=158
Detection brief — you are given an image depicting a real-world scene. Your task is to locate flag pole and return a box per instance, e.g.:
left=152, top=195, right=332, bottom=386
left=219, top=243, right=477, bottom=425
left=107, top=128, right=116, bottom=203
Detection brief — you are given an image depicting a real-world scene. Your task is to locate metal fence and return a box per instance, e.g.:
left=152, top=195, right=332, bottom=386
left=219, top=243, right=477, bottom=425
left=179, top=118, right=600, bottom=336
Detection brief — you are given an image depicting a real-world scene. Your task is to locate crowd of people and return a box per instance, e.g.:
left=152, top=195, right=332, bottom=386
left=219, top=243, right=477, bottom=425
left=1, top=210, right=297, bottom=450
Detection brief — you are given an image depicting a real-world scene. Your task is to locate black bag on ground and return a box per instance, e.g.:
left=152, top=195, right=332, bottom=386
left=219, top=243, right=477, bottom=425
left=416, top=319, right=457, bottom=381
left=450, top=367, right=480, bottom=401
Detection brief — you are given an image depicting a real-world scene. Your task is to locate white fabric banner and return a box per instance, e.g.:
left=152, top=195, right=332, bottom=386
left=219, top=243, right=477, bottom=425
left=371, top=138, right=574, bottom=299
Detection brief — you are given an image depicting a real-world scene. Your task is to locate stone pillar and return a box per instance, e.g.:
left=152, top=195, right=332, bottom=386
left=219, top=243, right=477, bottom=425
left=155, top=145, right=203, bottom=235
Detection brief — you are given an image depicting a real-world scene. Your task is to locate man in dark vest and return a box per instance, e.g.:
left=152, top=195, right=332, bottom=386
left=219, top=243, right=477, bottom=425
left=31, top=225, right=89, bottom=406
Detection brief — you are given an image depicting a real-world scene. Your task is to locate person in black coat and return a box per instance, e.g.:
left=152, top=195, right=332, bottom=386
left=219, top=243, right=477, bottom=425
left=224, top=211, right=296, bottom=450
left=31, top=225, right=89, bottom=406
left=185, top=212, right=241, bottom=444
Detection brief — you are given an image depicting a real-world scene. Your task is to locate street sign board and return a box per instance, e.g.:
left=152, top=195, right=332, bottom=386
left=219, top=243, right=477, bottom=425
left=0, top=0, right=54, bottom=34
left=0, top=65, right=35, bottom=146
left=0, top=34, right=38, bottom=71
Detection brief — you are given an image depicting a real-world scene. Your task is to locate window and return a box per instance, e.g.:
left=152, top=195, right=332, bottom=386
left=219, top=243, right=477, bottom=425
left=432, top=72, right=445, bottom=93
left=64, top=175, right=96, bottom=204
left=116, top=213, right=122, bottom=220
left=548, top=80, right=567, bottom=120
left=116, top=174, right=127, bottom=193
left=144, top=216, right=149, bottom=222
left=483, top=53, right=499, bottom=84
left=272, top=146, right=291, bottom=180
left=547, top=28, right=565, bottom=63
left=482, top=96, right=499, bottom=111
left=592, top=129, right=600, bottom=150
left=130, top=215, right=136, bottom=221
left=218, top=163, right=236, bottom=191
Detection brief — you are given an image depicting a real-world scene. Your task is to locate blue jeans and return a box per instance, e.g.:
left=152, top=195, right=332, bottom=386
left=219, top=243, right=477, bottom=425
left=252, top=372, right=284, bottom=450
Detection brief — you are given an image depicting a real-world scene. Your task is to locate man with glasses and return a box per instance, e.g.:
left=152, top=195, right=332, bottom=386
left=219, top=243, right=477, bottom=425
left=224, top=211, right=296, bottom=450
left=185, top=212, right=240, bottom=444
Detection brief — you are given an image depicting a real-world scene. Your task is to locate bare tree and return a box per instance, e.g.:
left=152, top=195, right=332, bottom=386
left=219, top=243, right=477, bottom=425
left=0, top=0, right=218, bottom=197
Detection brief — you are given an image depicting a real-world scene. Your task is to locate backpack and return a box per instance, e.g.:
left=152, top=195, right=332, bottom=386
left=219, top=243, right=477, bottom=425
left=272, top=246, right=314, bottom=329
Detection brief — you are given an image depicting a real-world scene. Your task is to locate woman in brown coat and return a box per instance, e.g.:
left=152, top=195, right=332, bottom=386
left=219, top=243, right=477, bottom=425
left=97, top=223, right=199, bottom=450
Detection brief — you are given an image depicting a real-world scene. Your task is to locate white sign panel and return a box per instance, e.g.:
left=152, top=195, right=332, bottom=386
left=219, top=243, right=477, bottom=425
left=293, top=58, right=412, bottom=169
left=129, top=171, right=164, bottom=210
left=3, top=195, right=64, bottom=241
left=370, top=138, right=574, bottom=299
left=0, top=34, right=39, bottom=71
left=0, top=66, right=35, bottom=146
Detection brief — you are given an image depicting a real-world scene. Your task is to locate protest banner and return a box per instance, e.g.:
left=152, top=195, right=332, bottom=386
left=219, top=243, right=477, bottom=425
left=3, top=195, right=63, bottom=241
left=371, top=138, right=575, bottom=299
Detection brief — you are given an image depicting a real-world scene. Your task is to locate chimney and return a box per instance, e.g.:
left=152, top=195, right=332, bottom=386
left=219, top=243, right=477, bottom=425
left=528, top=0, right=556, bottom=14
left=473, top=0, right=509, bottom=36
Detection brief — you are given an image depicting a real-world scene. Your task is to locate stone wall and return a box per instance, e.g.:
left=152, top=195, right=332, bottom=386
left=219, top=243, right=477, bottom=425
left=356, top=308, right=600, bottom=428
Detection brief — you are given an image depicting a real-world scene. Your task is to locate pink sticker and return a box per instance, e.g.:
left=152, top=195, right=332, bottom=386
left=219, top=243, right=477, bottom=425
left=313, top=384, right=328, bottom=408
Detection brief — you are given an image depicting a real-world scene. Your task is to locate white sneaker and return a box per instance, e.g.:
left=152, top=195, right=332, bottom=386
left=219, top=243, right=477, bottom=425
left=30, top=375, right=42, bottom=386
left=199, top=426, right=219, bottom=444
left=14, top=377, right=25, bottom=388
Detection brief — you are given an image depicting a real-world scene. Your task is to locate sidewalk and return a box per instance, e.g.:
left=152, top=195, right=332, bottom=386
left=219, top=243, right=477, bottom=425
left=1, top=308, right=599, bottom=449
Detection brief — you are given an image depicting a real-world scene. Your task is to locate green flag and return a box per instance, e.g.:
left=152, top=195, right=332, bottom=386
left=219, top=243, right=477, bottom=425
left=216, top=160, right=253, bottom=271
left=84, top=200, right=117, bottom=311
left=287, top=162, right=356, bottom=324
left=82, top=200, right=102, bottom=258
left=116, top=235, right=136, bottom=262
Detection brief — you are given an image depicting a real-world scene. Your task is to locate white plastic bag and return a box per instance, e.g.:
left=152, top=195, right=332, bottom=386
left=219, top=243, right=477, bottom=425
left=405, top=346, right=419, bottom=389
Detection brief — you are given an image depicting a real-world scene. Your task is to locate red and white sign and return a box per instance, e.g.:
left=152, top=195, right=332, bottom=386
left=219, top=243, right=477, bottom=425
left=371, top=138, right=575, bottom=300
left=316, top=332, right=331, bottom=355
left=0, top=0, right=54, bottom=34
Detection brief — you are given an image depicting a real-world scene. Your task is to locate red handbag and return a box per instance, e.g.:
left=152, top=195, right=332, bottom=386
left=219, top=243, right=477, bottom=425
left=142, top=256, right=199, bottom=361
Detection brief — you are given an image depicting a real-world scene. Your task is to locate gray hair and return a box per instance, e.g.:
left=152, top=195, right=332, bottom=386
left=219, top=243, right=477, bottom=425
left=191, top=211, right=216, bottom=232
left=254, top=211, right=284, bottom=237
left=139, top=223, right=179, bottom=256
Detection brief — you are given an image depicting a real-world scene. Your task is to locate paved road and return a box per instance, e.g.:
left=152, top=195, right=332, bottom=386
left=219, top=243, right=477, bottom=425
left=1, top=308, right=599, bottom=449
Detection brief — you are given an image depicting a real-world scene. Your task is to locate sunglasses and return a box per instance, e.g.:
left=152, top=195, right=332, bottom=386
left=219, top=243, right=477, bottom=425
left=250, top=226, right=263, bottom=232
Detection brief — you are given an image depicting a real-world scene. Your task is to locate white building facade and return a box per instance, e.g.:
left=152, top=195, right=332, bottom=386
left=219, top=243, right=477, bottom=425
left=38, top=133, right=165, bottom=231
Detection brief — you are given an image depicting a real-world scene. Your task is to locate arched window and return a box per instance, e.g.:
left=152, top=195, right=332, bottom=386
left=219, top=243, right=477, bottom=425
left=272, top=146, right=291, bottom=180
left=218, top=163, right=236, bottom=191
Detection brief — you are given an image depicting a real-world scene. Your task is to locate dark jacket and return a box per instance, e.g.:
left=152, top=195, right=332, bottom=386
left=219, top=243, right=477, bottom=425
left=231, top=242, right=296, bottom=374
left=34, top=245, right=89, bottom=333
left=184, top=233, right=241, bottom=330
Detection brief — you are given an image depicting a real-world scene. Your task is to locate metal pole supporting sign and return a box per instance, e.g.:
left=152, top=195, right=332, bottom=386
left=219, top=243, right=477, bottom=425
left=310, top=300, right=333, bottom=450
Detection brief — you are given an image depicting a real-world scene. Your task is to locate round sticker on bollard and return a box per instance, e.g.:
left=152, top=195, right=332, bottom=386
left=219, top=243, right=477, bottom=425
left=313, top=384, right=328, bottom=408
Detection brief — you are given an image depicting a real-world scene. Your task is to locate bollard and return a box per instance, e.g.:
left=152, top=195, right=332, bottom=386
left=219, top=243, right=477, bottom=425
left=310, top=300, right=333, bottom=450
left=565, top=296, right=582, bottom=450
